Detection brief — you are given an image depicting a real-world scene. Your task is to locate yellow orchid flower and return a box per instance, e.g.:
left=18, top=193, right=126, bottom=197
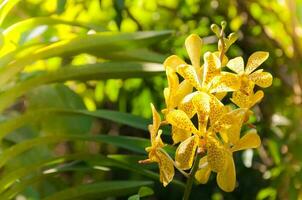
left=140, top=104, right=175, bottom=187
left=231, top=90, right=264, bottom=109
left=226, top=51, right=273, bottom=94
left=141, top=26, right=272, bottom=197
left=166, top=101, right=242, bottom=171
left=176, top=52, right=240, bottom=95
left=162, top=34, right=203, bottom=114
left=195, top=129, right=261, bottom=192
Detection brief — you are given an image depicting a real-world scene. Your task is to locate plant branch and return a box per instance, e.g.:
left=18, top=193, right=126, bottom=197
left=182, top=153, right=201, bottom=200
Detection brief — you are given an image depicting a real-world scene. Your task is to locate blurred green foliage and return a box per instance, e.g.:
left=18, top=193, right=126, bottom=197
left=0, top=0, right=302, bottom=199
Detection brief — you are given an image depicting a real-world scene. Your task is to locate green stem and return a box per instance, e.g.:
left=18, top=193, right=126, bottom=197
left=182, top=154, right=201, bottom=200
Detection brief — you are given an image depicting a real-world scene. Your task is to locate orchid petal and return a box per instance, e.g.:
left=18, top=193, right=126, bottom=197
left=226, top=56, right=244, bottom=74
left=175, top=135, right=199, bottom=170
left=217, top=153, right=236, bottom=192
left=245, top=51, right=269, bottom=74
left=231, top=129, right=261, bottom=152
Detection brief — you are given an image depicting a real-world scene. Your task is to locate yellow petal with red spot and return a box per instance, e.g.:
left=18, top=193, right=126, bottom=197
left=250, top=90, right=264, bottom=107
left=178, top=92, right=197, bottom=118
left=166, top=110, right=199, bottom=134
left=163, top=55, right=186, bottom=71
left=192, top=92, right=211, bottom=134
left=208, top=94, right=225, bottom=126
left=240, top=75, right=255, bottom=95
left=226, top=56, right=244, bottom=74
left=211, top=109, right=246, bottom=144
left=215, top=92, right=227, bottom=101
left=185, top=34, right=203, bottom=70
left=249, top=70, right=273, bottom=88
left=177, top=64, right=202, bottom=90
left=195, top=156, right=211, bottom=184
left=175, top=135, right=199, bottom=170
left=231, top=129, right=261, bottom=152
left=231, top=91, right=250, bottom=108
left=156, top=149, right=175, bottom=187
left=209, top=72, right=240, bottom=93
left=192, top=92, right=211, bottom=114
left=217, top=152, right=236, bottom=192
left=202, top=52, right=221, bottom=87
left=245, top=51, right=269, bottom=74
left=172, top=126, right=192, bottom=144
left=206, top=137, right=227, bottom=172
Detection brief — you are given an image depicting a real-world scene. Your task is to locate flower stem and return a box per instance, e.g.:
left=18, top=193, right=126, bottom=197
left=182, top=154, right=201, bottom=200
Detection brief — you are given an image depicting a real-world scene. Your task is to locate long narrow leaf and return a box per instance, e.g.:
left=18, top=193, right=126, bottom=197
left=0, top=108, right=150, bottom=140
left=0, top=31, right=171, bottom=87
left=0, top=135, right=151, bottom=168
left=0, top=154, right=184, bottom=198
left=3, top=17, right=105, bottom=37
left=0, top=0, right=21, bottom=25
left=0, top=62, right=164, bottom=112
left=43, top=181, right=153, bottom=200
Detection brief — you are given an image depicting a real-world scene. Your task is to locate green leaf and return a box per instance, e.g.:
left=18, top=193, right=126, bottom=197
left=42, top=181, right=153, bottom=200
left=0, top=0, right=21, bottom=26
left=26, top=84, right=92, bottom=136
left=128, top=194, right=140, bottom=200
left=1, top=153, right=184, bottom=198
left=3, top=17, right=105, bottom=41
left=0, top=31, right=171, bottom=87
left=0, top=135, right=151, bottom=168
left=138, top=186, right=154, bottom=197
left=56, top=0, right=67, bottom=14
left=0, top=108, right=150, bottom=140
left=0, top=61, right=164, bottom=112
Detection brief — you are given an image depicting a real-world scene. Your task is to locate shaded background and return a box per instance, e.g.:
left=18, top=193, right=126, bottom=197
left=1, top=0, right=302, bottom=199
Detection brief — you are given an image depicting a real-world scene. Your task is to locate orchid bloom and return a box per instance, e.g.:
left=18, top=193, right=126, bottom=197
left=140, top=103, right=174, bottom=186
left=141, top=25, right=272, bottom=193
left=195, top=129, right=261, bottom=192
left=226, top=51, right=273, bottom=94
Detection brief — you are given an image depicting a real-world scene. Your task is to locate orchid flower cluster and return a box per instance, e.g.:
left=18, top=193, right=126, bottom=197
left=140, top=23, right=272, bottom=192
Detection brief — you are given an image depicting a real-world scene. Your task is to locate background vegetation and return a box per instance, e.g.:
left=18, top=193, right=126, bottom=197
left=0, top=0, right=301, bottom=199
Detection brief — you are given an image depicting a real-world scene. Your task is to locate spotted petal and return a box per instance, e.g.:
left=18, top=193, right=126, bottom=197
left=245, top=51, right=269, bottom=74
left=226, top=56, right=244, bottom=74
left=202, top=52, right=221, bottom=87
left=208, top=94, right=225, bottom=126
left=231, top=91, right=250, bottom=108
left=177, top=64, right=202, bottom=90
left=231, top=129, right=261, bottom=152
left=175, top=135, right=199, bottom=170
left=163, top=55, right=186, bottom=71
left=166, top=110, right=199, bottom=134
left=178, top=92, right=198, bottom=118
left=172, top=126, right=192, bottom=144
left=206, top=136, right=227, bottom=172
left=217, top=152, right=236, bottom=192
left=250, top=90, right=264, bottom=107
left=156, top=149, right=175, bottom=187
left=249, top=70, right=273, bottom=88
left=211, top=109, right=246, bottom=144
left=209, top=72, right=240, bottom=93
left=192, top=92, right=211, bottom=134
left=195, top=156, right=211, bottom=184
left=185, top=34, right=202, bottom=70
